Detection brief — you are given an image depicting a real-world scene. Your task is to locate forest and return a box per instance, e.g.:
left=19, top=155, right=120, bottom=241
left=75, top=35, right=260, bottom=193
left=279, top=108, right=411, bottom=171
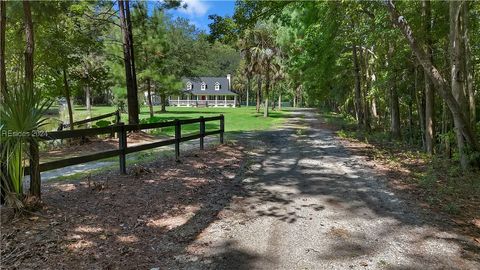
left=216, top=0, right=480, bottom=171
left=1, top=0, right=480, bottom=269
left=1, top=0, right=479, bottom=206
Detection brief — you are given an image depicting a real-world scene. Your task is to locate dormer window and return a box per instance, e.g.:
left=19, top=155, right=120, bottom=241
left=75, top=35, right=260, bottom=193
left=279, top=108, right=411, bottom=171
left=186, top=82, right=192, bottom=90
left=215, top=82, right=220, bottom=91
left=201, top=82, right=206, bottom=90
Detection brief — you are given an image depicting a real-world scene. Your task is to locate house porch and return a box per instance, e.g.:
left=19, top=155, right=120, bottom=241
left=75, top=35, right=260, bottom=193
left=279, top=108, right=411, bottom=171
left=169, top=94, right=237, bottom=107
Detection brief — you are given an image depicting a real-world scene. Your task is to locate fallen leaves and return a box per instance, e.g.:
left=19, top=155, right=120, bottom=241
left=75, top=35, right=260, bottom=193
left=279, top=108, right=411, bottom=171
left=0, top=144, right=247, bottom=269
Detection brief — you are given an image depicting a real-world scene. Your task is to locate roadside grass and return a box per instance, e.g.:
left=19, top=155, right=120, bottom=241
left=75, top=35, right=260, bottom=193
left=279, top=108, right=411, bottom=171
left=44, top=105, right=291, bottom=136
left=40, top=106, right=291, bottom=182
left=320, top=111, right=480, bottom=223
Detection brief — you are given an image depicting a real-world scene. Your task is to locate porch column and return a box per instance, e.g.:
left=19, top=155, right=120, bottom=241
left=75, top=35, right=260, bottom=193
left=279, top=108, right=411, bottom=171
left=177, top=96, right=180, bottom=107
left=215, top=95, right=218, bottom=107
left=234, top=95, right=237, bottom=107
left=187, top=94, right=190, bottom=107
left=224, top=95, right=227, bottom=107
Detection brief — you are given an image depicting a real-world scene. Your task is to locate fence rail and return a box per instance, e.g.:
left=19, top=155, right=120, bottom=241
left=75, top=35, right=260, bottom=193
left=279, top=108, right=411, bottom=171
left=25, top=115, right=225, bottom=195
left=58, top=110, right=121, bottom=130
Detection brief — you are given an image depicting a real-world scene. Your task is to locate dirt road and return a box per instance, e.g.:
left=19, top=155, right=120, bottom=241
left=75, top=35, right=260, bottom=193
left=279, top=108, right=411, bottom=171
left=172, top=109, right=479, bottom=270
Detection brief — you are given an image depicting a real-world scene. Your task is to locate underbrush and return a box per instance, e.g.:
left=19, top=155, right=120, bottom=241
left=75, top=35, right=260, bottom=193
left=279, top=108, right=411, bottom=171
left=320, top=111, right=480, bottom=222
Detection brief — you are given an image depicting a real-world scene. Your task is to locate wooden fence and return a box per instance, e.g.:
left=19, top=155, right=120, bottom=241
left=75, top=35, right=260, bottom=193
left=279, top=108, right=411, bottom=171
left=57, top=110, right=121, bottom=130
left=25, top=115, right=225, bottom=195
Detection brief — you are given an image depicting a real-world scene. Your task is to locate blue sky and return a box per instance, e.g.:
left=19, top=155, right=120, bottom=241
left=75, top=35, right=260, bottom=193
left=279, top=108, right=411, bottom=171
left=166, top=0, right=236, bottom=33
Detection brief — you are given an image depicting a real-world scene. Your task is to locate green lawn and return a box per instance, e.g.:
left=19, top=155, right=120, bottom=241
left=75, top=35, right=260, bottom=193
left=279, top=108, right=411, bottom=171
left=45, top=105, right=292, bottom=136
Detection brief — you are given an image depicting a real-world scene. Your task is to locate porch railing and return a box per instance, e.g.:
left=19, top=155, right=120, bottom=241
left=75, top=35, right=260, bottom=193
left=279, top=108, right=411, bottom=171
left=169, top=99, right=236, bottom=107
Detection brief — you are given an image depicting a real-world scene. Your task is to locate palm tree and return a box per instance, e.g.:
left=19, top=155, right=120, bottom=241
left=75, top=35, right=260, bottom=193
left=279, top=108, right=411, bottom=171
left=232, top=68, right=248, bottom=106
left=1, top=86, right=51, bottom=206
left=248, top=25, right=279, bottom=117
left=238, top=30, right=256, bottom=109
left=271, top=58, right=286, bottom=110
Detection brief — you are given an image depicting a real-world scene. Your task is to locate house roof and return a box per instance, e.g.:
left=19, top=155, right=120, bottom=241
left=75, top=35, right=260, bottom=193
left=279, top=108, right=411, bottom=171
left=182, top=77, right=237, bottom=95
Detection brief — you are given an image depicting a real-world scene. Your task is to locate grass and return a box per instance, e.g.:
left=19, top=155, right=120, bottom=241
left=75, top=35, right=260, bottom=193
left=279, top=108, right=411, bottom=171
left=44, top=105, right=291, bottom=136
left=40, top=105, right=292, bottom=182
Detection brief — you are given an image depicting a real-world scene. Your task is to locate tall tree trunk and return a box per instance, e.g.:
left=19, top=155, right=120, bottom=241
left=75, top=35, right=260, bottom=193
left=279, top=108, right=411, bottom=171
left=363, top=47, right=371, bottom=131
left=442, top=101, right=452, bottom=158
left=385, top=0, right=479, bottom=155
left=246, top=76, right=250, bottom=107
left=85, top=86, right=91, bottom=113
left=390, top=80, right=401, bottom=139
left=147, top=78, right=154, bottom=118
left=423, top=0, right=435, bottom=155
left=371, top=97, right=378, bottom=124
left=118, top=0, right=139, bottom=125
left=278, top=93, right=282, bottom=111
left=23, top=1, right=34, bottom=93
left=0, top=0, right=6, bottom=99
left=160, top=93, right=166, bottom=112
left=1, top=0, right=9, bottom=201
left=125, top=1, right=138, bottom=107
left=408, top=84, right=414, bottom=144
left=264, top=66, right=270, bottom=117
left=352, top=45, right=363, bottom=127
left=256, top=77, right=261, bottom=113
left=450, top=0, right=470, bottom=169
left=62, top=69, right=74, bottom=131
left=415, top=64, right=426, bottom=149
left=463, top=2, right=475, bottom=129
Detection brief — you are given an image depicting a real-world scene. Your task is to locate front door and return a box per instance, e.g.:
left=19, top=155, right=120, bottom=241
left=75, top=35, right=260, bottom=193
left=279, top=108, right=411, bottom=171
left=201, top=96, right=206, bottom=100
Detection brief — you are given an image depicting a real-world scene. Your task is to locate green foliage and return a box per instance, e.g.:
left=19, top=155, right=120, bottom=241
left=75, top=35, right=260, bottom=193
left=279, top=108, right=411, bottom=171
left=208, top=14, right=238, bottom=45
left=0, top=87, right=52, bottom=205
left=93, top=120, right=111, bottom=128
left=442, top=202, right=460, bottom=215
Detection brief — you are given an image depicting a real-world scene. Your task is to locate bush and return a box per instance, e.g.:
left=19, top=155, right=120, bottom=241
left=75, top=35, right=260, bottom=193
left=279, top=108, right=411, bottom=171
left=0, top=87, right=52, bottom=207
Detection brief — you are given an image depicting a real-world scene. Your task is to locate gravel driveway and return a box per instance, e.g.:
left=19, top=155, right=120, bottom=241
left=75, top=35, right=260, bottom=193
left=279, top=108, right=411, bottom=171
left=173, top=109, right=479, bottom=270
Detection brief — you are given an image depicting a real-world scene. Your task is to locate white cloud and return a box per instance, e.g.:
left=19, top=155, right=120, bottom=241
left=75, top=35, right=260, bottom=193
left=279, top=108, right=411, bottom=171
left=179, top=0, right=210, bottom=17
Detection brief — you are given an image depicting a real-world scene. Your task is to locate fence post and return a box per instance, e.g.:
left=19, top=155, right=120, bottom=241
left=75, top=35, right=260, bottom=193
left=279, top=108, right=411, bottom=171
left=220, top=114, right=224, bottom=144
left=175, top=119, right=181, bottom=162
left=117, top=123, right=127, bottom=174
left=111, top=110, right=121, bottom=138
left=115, top=110, right=121, bottom=124
left=29, top=137, right=41, bottom=198
left=200, top=116, right=205, bottom=150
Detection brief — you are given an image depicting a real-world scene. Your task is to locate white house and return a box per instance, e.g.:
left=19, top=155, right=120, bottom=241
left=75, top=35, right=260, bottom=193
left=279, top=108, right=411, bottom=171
left=168, top=75, right=238, bottom=107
